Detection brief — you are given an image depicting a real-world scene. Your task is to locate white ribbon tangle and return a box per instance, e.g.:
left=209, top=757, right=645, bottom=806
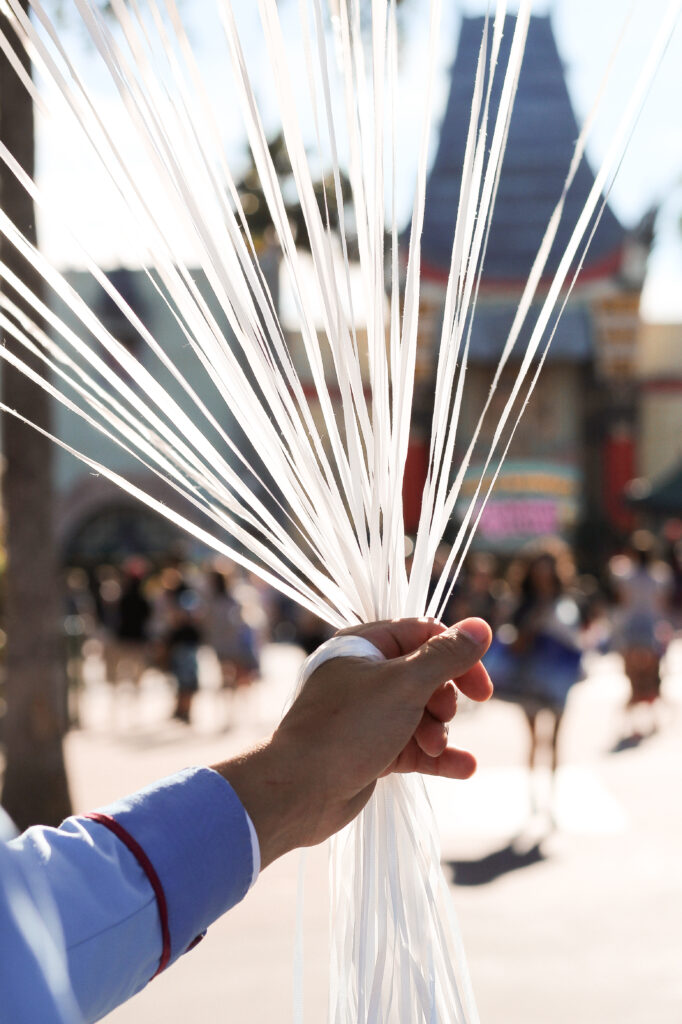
left=297, top=634, right=386, bottom=696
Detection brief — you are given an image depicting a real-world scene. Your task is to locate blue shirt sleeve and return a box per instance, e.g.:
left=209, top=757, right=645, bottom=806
left=0, top=807, right=84, bottom=1024
left=3, top=766, right=256, bottom=1023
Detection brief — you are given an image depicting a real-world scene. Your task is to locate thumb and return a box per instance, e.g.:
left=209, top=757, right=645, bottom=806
left=395, top=617, right=492, bottom=699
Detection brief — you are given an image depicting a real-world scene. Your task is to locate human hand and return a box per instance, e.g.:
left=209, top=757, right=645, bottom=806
left=214, top=617, right=492, bottom=869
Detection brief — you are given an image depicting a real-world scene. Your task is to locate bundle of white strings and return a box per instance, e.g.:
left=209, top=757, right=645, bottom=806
left=0, top=0, right=679, bottom=1020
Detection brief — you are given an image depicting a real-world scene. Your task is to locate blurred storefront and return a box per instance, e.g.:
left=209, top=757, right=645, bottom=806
left=405, top=14, right=646, bottom=553
left=636, top=321, right=682, bottom=483
left=50, top=259, right=279, bottom=568
left=43, top=15, right=666, bottom=568
left=456, top=461, right=580, bottom=553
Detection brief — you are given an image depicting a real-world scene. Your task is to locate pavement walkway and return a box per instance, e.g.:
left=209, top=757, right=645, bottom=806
left=64, top=642, right=682, bottom=1023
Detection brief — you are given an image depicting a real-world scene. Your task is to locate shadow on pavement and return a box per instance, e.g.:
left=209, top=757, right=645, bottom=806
left=610, top=732, right=649, bottom=754
left=447, top=839, right=547, bottom=886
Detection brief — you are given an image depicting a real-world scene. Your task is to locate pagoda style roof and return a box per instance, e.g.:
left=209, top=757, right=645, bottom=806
left=420, top=15, right=627, bottom=286
left=465, top=301, right=593, bottom=362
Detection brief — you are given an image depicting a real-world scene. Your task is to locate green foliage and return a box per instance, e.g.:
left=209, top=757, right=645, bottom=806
left=236, top=130, right=357, bottom=255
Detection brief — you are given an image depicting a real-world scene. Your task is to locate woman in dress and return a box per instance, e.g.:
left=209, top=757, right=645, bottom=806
left=485, top=545, right=583, bottom=813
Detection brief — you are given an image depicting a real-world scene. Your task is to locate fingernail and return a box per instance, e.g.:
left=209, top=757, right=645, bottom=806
left=447, top=618, right=489, bottom=646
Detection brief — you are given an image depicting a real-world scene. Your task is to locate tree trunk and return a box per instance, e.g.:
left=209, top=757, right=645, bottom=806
left=0, top=0, right=72, bottom=829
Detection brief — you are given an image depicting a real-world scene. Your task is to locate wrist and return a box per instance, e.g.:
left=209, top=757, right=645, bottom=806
left=211, top=736, right=316, bottom=870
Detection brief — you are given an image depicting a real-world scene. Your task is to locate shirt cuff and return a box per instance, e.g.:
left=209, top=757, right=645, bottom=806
left=89, top=766, right=256, bottom=971
left=243, top=807, right=261, bottom=889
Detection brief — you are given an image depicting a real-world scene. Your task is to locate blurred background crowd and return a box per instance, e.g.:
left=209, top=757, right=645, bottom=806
left=47, top=518, right=681, bottom=764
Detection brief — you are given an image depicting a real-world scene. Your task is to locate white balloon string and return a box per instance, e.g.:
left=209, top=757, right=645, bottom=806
left=0, top=1, right=678, bottom=1019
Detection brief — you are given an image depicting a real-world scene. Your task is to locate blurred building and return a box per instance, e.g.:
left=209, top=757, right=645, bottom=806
left=621, top=320, right=682, bottom=521
left=51, top=256, right=279, bottom=568
left=636, top=321, right=682, bottom=483
left=407, top=14, right=647, bottom=553
left=44, top=15, right=664, bottom=567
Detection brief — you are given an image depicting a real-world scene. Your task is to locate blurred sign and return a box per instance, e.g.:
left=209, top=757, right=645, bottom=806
left=593, top=293, right=640, bottom=380
left=457, top=459, right=580, bottom=549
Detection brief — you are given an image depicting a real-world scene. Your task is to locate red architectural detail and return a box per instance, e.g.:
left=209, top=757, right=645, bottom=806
left=640, top=378, right=682, bottom=393
left=603, top=433, right=636, bottom=532
left=403, top=439, right=429, bottom=534
left=420, top=248, right=624, bottom=289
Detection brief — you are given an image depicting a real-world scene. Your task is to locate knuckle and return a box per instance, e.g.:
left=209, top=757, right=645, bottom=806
left=430, top=630, right=477, bottom=669
left=385, top=660, right=422, bottom=703
left=433, top=630, right=468, bottom=657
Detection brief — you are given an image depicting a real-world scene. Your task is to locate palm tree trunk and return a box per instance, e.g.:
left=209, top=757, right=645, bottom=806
left=0, top=0, right=72, bottom=829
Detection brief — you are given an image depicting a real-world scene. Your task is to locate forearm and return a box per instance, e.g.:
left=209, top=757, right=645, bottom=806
left=7, top=767, right=257, bottom=1022
left=212, top=735, right=321, bottom=870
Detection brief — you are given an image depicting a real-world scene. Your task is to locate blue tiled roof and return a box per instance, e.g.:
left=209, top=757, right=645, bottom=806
left=463, top=302, right=593, bottom=362
left=420, top=16, right=626, bottom=283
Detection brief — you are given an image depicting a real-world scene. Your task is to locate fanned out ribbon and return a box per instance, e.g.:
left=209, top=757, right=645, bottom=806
left=0, top=1, right=679, bottom=1020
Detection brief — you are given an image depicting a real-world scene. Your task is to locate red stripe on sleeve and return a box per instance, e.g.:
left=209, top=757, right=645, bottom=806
left=83, top=812, right=171, bottom=977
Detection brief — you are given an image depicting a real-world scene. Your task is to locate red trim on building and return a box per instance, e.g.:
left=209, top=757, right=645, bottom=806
left=420, top=247, right=624, bottom=290
left=84, top=812, right=171, bottom=977
left=640, top=378, right=682, bottom=393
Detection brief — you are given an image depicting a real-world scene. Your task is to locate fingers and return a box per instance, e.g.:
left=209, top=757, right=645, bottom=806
left=417, top=670, right=490, bottom=757
left=425, top=680, right=457, bottom=721
left=335, top=618, right=446, bottom=659
left=394, top=738, right=477, bottom=779
left=414, top=708, right=449, bottom=757
left=454, top=661, right=493, bottom=703
left=416, top=746, right=477, bottom=780
left=395, top=617, right=492, bottom=699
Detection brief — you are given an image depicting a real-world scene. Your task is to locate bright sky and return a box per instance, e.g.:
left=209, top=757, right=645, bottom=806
left=35, top=0, right=682, bottom=322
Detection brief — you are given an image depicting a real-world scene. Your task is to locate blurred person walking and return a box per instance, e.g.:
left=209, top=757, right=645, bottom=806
left=484, top=545, right=583, bottom=814
left=165, top=582, right=202, bottom=724
left=449, top=552, right=505, bottom=628
left=662, top=522, right=682, bottom=632
left=609, top=530, right=673, bottom=735
left=204, top=568, right=261, bottom=726
left=100, top=560, right=152, bottom=692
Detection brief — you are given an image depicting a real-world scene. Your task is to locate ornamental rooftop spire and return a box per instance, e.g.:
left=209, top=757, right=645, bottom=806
left=420, top=15, right=627, bottom=287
